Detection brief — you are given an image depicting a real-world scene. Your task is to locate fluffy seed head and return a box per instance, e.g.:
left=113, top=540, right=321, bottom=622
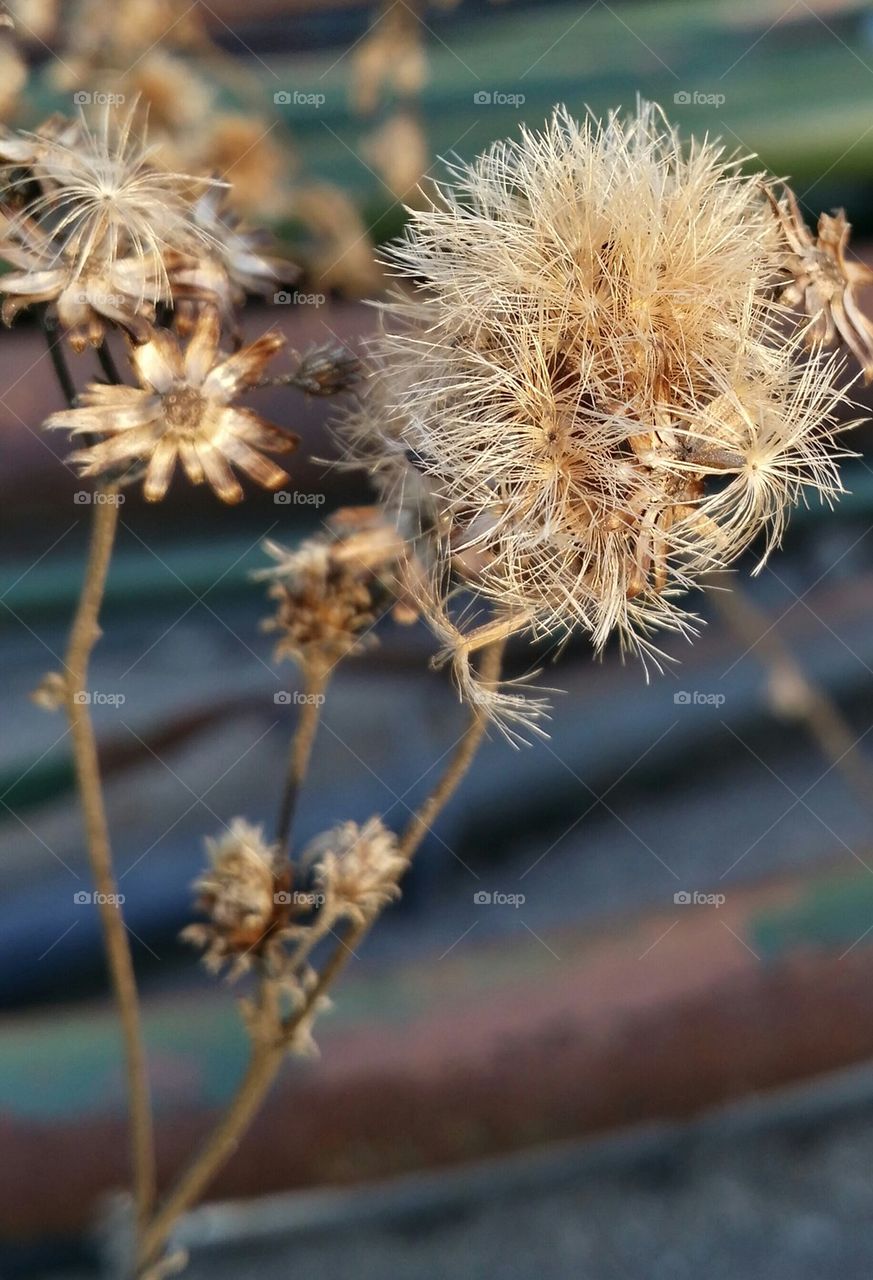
left=343, top=103, right=852, bottom=727
left=181, top=818, right=291, bottom=979
left=0, top=102, right=219, bottom=311
left=303, top=817, right=405, bottom=927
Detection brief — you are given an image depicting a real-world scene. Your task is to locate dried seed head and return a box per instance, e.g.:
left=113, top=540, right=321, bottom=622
left=181, top=818, right=291, bottom=979
left=303, top=817, right=405, bottom=927
left=767, top=184, right=873, bottom=380
left=0, top=103, right=218, bottom=304
left=31, top=670, right=66, bottom=711
left=258, top=506, right=418, bottom=670
left=342, top=103, right=853, bottom=730
left=167, top=184, right=297, bottom=338
left=176, top=819, right=302, bottom=977
left=44, top=306, right=296, bottom=502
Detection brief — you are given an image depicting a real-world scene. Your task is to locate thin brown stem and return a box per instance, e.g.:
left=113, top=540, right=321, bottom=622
left=397, top=636, right=505, bottom=862
left=275, top=663, right=329, bottom=855
left=138, top=638, right=505, bottom=1272
left=65, top=489, right=156, bottom=1230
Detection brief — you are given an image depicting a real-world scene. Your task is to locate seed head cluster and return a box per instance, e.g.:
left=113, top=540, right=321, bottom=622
left=344, top=104, right=851, bottom=727
left=303, top=817, right=405, bottom=928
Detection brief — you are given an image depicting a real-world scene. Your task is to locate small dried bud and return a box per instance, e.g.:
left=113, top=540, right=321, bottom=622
left=766, top=666, right=814, bottom=721
left=289, top=344, right=361, bottom=397
left=31, top=670, right=67, bottom=711
left=257, top=507, right=418, bottom=669
left=304, top=817, right=405, bottom=927
left=182, top=818, right=292, bottom=979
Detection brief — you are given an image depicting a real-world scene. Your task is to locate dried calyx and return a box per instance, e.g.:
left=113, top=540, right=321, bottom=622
left=258, top=505, right=420, bottom=671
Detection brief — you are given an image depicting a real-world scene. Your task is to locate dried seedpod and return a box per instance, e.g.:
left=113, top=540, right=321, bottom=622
left=257, top=505, right=420, bottom=671
left=303, top=817, right=406, bottom=929
left=343, top=103, right=854, bottom=730
left=181, top=818, right=297, bottom=982
left=767, top=184, right=873, bottom=380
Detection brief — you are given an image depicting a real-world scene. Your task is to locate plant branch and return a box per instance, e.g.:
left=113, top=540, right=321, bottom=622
left=65, top=489, right=156, bottom=1230
left=275, top=662, right=329, bottom=855
left=137, top=637, right=505, bottom=1271
left=397, top=636, right=505, bottom=862
left=708, top=575, right=873, bottom=806
left=96, top=338, right=124, bottom=386
left=42, top=309, right=77, bottom=405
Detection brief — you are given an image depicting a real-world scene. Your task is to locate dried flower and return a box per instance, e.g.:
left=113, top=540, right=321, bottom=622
left=343, top=104, right=852, bottom=728
left=303, top=817, right=405, bottom=927
left=258, top=506, right=418, bottom=669
left=0, top=103, right=219, bottom=340
left=0, top=217, right=161, bottom=348
left=168, top=185, right=297, bottom=337
left=768, top=185, right=873, bottom=381
left=197, top=114, right=288, bottom=220
left=44, top=307, right=296, bottom=502
left=291, top=183, right=383, bottom=297
left=0, top=39, right=26, bottom=120
left=361, top=112, right=429, bottom=202
left=351, top=2, right=426, bottom=115
left=56, top=0, right=205, bottom=70
left=181, top=818, right=292, bottom=980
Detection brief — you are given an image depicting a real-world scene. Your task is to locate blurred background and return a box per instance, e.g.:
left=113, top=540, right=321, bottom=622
left=6, top=0, right=873, bottom=1276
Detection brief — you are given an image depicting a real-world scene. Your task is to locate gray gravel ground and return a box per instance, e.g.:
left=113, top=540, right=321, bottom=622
left=169, top=1064, right=873, bottom=1280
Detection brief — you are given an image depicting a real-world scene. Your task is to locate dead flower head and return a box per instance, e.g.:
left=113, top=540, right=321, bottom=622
left=768, top=184, right=873, bottom=381
left=44, top=307, right=297, bottom=502
left=0, top=103, right=219, bottom=345
left=343, top=103, right=853, bottom=730
left=303, top=817, right=405, bottom=928
left=181, top=818, right=292, bottom=980
left=257, top=506, right=417, bottom=671
left=168, top=185, right=297, bottom=338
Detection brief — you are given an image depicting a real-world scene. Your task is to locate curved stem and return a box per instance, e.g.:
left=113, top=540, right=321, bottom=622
left=397, top=637, right=504, bottom=862
left=275, top=663, right=329, bottom=855
left=96, top=338, right=124, bottom=386
left=65, top=490, right=156, bottom=1230
left=138, top=638, right=505, bottom=1271
left=41, top=310, right=77, bottom=405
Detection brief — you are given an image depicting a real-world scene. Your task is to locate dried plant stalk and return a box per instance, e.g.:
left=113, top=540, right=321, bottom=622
left=138, top=637, right=505, bottom=1270
left=64, top=487, right=156, bottom=1228
left=275, top=661, right=329, bottom=854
